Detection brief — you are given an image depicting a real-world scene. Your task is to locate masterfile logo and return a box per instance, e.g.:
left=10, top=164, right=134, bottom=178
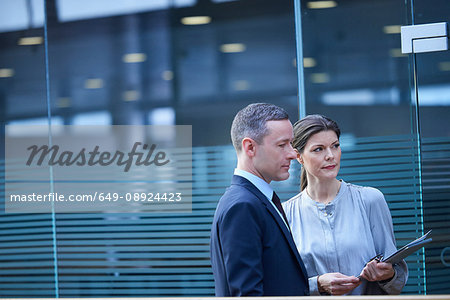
left=26, top=142, right=170, bottom=172
left=5, top=125, right=192, bottom=214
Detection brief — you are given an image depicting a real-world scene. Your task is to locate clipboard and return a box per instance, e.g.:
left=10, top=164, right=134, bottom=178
left=382, top=230, right=433, bottom=264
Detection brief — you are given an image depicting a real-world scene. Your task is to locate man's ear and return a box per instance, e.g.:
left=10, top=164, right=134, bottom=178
left=242, top=137, right=257, bottom=157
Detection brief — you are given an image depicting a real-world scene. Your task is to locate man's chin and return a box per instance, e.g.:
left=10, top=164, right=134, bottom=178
left=273, top=173, right=290, bottom=182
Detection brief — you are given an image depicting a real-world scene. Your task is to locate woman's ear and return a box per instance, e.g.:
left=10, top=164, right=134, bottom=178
left=295, top=149, right=303, bottom=164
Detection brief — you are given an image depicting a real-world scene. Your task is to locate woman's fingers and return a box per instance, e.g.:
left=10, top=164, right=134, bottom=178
left=360, top=260, right=395, bottom=281
left=319, top=273, right=361, bottom=295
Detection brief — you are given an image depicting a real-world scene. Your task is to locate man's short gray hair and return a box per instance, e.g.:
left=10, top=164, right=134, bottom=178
left=231, top=103, right=289, bottom=152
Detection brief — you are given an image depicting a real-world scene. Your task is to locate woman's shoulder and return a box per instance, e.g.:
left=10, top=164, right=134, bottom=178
left=344, top=181, right=386, bottom=205
left=345, top=181, right=383, bottom=195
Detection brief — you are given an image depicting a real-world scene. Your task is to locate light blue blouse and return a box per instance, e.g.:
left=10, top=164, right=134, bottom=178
left=282, top=180, right=408, bottom=295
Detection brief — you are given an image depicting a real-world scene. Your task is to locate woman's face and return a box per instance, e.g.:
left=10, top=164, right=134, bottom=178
left=298, top=130, right=341, bottom=181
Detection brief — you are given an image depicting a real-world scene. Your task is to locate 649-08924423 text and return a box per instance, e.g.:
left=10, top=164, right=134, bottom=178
left=9, top=192, right=183, bottom=203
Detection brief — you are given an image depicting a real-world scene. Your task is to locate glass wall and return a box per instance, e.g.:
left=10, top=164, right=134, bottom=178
left=0, top=0, right=59, bottom=297
left=0, top=0, right=300, bottom=297
left=1, top=0, right=449, bottom=297
left=296, top=0, right=449, bottom=294
left=413, top=0, right=450, bottom=293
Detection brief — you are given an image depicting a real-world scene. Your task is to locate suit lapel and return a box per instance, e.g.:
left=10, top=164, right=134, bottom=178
left=261, top=195, right=309, bottom=278
left=231, top=176, right=309, bottom=277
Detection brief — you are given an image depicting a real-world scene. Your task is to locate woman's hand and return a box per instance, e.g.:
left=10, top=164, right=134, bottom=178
left=317, top=272, right=361, bottom=295
left=359, top=260, right=395, bottom=282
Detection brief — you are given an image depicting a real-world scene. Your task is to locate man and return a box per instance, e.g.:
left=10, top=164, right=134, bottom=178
left=210, top=103, right=309, bottom=296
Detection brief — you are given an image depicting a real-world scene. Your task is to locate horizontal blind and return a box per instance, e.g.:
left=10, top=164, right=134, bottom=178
left=0, top=147, right=58, bottom=298
left=0, top=135, right=430, bottom=296
left=421, top=137, right=450, bottom=294
left=0, top=211, right=58, bottom=297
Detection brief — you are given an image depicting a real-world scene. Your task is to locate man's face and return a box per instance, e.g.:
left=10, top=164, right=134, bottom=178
left=253, top=119, right=297, bottom=183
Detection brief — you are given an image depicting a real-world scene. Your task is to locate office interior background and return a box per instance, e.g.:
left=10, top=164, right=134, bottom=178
left=0, top=0, right=449, bottom=297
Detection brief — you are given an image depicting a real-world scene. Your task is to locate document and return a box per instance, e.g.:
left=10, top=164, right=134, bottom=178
left=357, top=230, right=432, bottom=278
left=382, top=230, right=432, bottom=264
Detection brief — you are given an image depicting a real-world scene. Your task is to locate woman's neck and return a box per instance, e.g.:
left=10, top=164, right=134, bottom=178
left=306, top=178, right=341, bottom=204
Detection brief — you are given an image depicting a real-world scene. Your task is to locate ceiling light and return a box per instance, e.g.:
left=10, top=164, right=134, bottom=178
left=322, top=89, right=376, bottom=105
left=303, top=57, right=317, bottom=68
left=57, top=97, right=71, bottom=108
left=0, top=68, right=14, bottom=78
left=307, top=1, right=337, bottom=9
left=383, top=25, right=402, bottom=34
left=389, top=48, right=407, bottom=58
left=123, top=90, right=140, bottom=102
left=85, top=78, right=104, bottom=89
left=181, top=16, right=211, bottom=25
left=18, top=36, right=43, bottom=46
left=220, top=43, right=246, bottom=53
left=233, top=80, right=250, bottom=91
left=311, top=73, right=330, bottom=83
left=123, top=53, right=147, bottom=63
left=162, top=70, right=174, bottom=81
left=438, top=62, right=450, bottom=71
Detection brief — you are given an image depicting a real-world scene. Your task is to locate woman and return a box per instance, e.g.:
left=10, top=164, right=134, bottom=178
left=283, top=114, right=408, bottom=295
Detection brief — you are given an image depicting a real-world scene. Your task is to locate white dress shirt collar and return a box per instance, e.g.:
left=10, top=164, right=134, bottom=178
left=234, top=168, right=273, bottom=201
left=234, top=168, right=290, bottom=230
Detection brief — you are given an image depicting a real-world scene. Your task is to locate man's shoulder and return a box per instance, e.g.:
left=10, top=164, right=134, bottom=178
left=221, top=182, right=263, bottom=206
left=214, top=179, right=266, bottom=215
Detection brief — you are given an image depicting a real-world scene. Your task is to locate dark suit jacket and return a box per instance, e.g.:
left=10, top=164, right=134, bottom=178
left=210, top=175, right=309, bottom=296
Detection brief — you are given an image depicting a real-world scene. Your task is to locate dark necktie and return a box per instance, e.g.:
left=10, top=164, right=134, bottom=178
left=272, top=192, right=289, bottom=226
